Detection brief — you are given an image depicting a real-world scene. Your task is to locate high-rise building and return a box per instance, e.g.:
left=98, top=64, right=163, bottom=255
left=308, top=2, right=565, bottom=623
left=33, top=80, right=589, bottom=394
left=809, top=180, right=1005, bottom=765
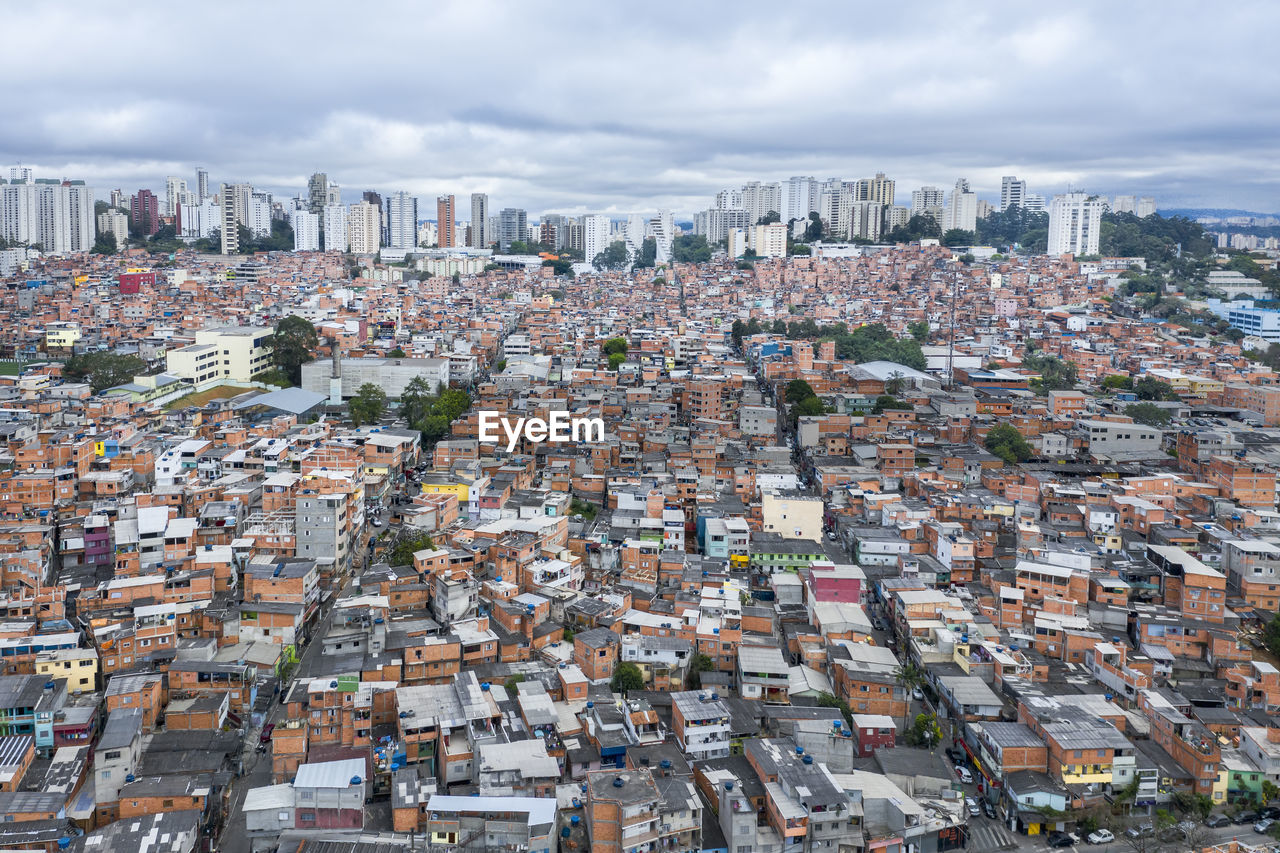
left=1135, top=197, right=1157, bottom=218
left=219, top=183, right=243, bottom=254
left=1023, top=194, right=1046, bottom=213
left=9, top=166, right=32, bottom=184
left=469, top=193, right=489, bottom=248
left=307, top=173, right=329, bottom=214
left=2, top=181, right=94, bottom=253
left=323, top=204, right=348, bottom=252
left=782, top=176, right=818, bottom=223
left=752, top=223, right=787, bottom=258
left=1047, top=192, right=1106, bottom=256
left=583, top=214, right=611, bottom=265
left=96, top=210, right=128, bottom=250
left=1000, top=176, right=1027, bottom=212
left=650, top=210, right=674, bottom=265
left=839, top=197, right=882, bottom=242
left=715, top=188, right=743, bottom=210
left=385, top=191, right=418, bottom=250
left=884, top=206, right=910, bottom=231
left=497, top=208, right=527, bottom=251
left=856, top=172, right=895, bottom=207
left=195, top=168, right=209, bottom=203
left=247, top=193, right=272, bottom=238
left=164, top=177, right=190, bottom=218
left=1111, top=195, right=1135, bottom=214
left=361, top=191, right=385, bottom=245
left=944, top=179, right=977, bottom=233
left=347, top=201, right=381, bottom=254
left=131, top=190, right=160, bottom=237
left=740, top=181, right=782, bottom=224
left=435, top=195, right=456, bottom=247
left=910, top=186, right=944, bottom=217
left=292, top=210, right=319, bottom=251
left=694, top=207, right=751, bottom=244
left=178, top=200, right=219, bottom=238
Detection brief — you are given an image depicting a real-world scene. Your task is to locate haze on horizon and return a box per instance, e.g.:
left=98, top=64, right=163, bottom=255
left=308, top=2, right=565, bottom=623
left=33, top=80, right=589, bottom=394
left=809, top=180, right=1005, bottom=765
left=3, top=0, right=1278, bottom=216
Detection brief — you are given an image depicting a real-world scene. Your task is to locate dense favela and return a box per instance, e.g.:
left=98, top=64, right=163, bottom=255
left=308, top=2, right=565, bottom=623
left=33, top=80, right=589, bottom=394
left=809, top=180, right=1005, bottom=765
left=5, top=5, right=1280, bottom=853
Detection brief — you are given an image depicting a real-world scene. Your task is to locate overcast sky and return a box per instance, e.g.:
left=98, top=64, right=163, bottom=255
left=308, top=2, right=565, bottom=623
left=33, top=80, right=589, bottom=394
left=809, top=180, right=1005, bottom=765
left=3, top=1, right=1278, bottom=217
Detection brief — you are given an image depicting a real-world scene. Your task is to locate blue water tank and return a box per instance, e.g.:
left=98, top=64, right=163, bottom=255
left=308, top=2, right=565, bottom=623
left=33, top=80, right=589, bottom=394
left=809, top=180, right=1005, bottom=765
left=571, top=815, right=581, bottom=826
left=481, top=682, right=490, bottom=691
left=562, top=828, right=571, bottom=838
left=802, top=755, right=813, bottom=765
left=725, top=781, right=734, bottom=791
left=612, top=776, right=625, bottom=788
left=350, top=776, right=363, bottom=785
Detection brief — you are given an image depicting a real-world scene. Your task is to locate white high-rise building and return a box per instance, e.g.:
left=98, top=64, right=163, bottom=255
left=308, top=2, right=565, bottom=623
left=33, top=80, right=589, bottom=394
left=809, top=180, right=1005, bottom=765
left=1, top=182, right=95, bottom=254
left=623, top=214, right=647, bottom=262
left=910, top=186, right=945, bottom=217
left=727, top=227, right=748, bottom=259
left=944, top=179, right=977, bottom=233
left=782, top=176, right=818, bottom=222
left=292, top=210, right=319, bottom=251
left=1023, top=194, right=1046, bottom=213
left=386, top=191, right=418, bottom=250
left=96, top=210, right=128, bottom=250
left=1000, top=176, right=1027, bottom=211
left=9, top=167, right=33, bottom=184
left=694, top=207, right=751, bottom=244
left=247, top=194, right=272, bottom=238
left=323, top=204, right=348, bottom=252
left=583, top=214, right=611, bottom=265
left=469, top=193, right=489, bottom=248
left=1135, top=197, right=1157, bottom=218
left=752, top=223, right=787, bottom=258
left=714, top=188, right=742, bottom=210
left=347, top=201, right=380, bottom=254
left=196, top=169, right=209, bottom=203
left=650, top=209, right=674, bottom=265
left=1, top=183, right=38, bottom=246
left=164, top=177, right=190, bottom=217
left=1112, top=195, right=1135, bottom=214
left=178, top=200, right=219, bottom=238
left=1047, top=192, right=1106, bottom=256
left=740, top=181, right=782, bottom=224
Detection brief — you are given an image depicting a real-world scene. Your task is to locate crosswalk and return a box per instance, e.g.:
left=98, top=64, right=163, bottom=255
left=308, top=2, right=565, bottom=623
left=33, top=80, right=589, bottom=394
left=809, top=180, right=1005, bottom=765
left=967, top=820, right=1019, bottom=851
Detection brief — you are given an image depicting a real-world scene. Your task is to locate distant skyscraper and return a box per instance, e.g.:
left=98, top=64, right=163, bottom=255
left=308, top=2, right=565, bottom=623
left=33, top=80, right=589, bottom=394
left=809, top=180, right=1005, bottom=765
left=469, top=193, right=489, bottom=248
left=1023, top=194, right=1046, bottom=213
left=1112, top=195, right=1135, bottom=214
left=96, top=210, right=128, bottom=250
left=782, top=177, right=817, bottom=223
left=2, top=180, right=93, bottom=252
left=362, top=191, right=385, bottom=244
left=131, top=190, right=160, bottom=236
left=292, top=210, right=319, bottom=251
left=436, top=195, right=456, bottom=247
left=9, top=166, right=32, bottom=184
left=740, top=181, right=782, bottom=224
left=164, top=177, right=189, bottom=218
left=583, top=214, right=610, bottom=265
left=1135, top=197, right=1157, bottom=218
left=944, top=179, right=977, bottom=233
left=308, top=173, right=329, bottom=214
left=497, top=208, right=527, bottom=251
left=348, top=200, right=381, bottom=254
left=910, top=186, right=944, bottom=217
left=623, top=214, right=647, bottom=261
left=856, top=172, right=895, bottom=207
left=386, top=191, right=418, bottom=250
left=220, top=183, right=244, bottom=254
left=650, top=210, right=674, bottom=265
left=196, top=168, right=209, bottom=203
left=1000, top=176, right=1027, bottom=212
left=323, top=204, right=348, bottom=252
left=1047, top=192, right=1106, bottom=256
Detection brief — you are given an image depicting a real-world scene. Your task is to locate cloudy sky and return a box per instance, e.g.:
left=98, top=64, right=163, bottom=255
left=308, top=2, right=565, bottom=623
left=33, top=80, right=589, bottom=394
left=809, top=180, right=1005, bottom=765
left=3, top=1, right=1278, bottom=217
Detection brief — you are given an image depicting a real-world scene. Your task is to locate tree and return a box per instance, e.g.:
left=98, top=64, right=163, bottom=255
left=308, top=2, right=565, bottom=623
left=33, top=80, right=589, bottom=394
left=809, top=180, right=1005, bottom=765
left=942, top=229, right=974, bottom=247
left=63, top=352, right=145, bottom=393
left=1024, top=353, right=1079, bottom=392
left=270, top=315, right=319, bottom=386
left=632, top=237, right=656, bottom=269
left=349, top=383, right=387, bottom=426
left=1124, top=403, right=1172, bottom=428
left=601, top=337, right=628, bottom=356
left=803, top=212, right=825, bottom=242
left=1135, top=376, right=1179, bottom=401
left=386, top=531, right=434, bottom=567
left=687, top=654, right=714, bottom=689
left=1263, top=779, right=1280, bottom=805
left=785, top=379, right=817, bottom=404
left=542, top=258, right=574, bottom=277
left=731, top=320, right=746, bottom=349
left=815, top=692, right=853, bottom=726
left=907, top=320, right=930, bottom=343
left=893, top=663, right=926, bottom=730
left=885, top=214, right=943, bottom=244
left=388, top=347, right=406, bottom=358
left=672, top=234, right=711, bottom=263
left=872, top=395, right=911, bottom=414
left=611, top=662, right=644, bottom=693
left=1102, top=374, right=1134, bottom=391
left=788, top=243, right=811, bottom=256
left=904, top=712, right=942, bottom=747
left=592, top=241, right=629, bottom=270
left=885, top=371, right=906, bottom=397
left=91, top=232, right=117, bottom=255
left=607, top=352, right=626, bottom=371
left=984, top=424, right=1033, bottom=464
left=1263, top=614, right=1280, bottom=659
left=757, top=210, right=780, bottom=225
left=790, top=396, right=826, bottom=422
left=504, top=674, right=525, bottom=694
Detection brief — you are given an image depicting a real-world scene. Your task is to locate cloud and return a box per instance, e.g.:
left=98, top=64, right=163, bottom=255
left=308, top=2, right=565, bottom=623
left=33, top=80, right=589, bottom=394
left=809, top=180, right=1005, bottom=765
left=2, top=0, right=1278, bottom=214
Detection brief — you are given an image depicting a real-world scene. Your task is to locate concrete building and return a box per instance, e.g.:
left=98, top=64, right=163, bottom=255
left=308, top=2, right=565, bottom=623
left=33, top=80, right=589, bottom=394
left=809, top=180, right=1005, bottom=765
left=752, top=223, right=787, bottom=258
left=292, top=210, right=319, bottom=252
left=301, top=357, right=449, bottom=398
left=583, top=214, right=611, bottom=266
left=944, top=178, right=977, bottom=234
left=498, top=208, right=527, bottom=251
left=436, top=195, right=455, bottom=247
left=1000, top=176, right=1027, bottom=211
left=910, top=185, right=944, bottom=217
left=166, top=326, right=273, bottom=386
left=1047, top=192, right=1106, bottom=256
left=469, top=193, right=489, bottom=248
left=323, top=204, right=347, bottom=252
left=96, top=210, right=128, bottom=251
left=386, top=191, right=418, bottom=250
left=348, top=201, right=381, bottom=254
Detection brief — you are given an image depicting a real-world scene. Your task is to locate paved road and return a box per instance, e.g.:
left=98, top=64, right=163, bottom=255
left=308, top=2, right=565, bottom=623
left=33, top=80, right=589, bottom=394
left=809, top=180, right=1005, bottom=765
left=219, top=570, right=356, bottom=853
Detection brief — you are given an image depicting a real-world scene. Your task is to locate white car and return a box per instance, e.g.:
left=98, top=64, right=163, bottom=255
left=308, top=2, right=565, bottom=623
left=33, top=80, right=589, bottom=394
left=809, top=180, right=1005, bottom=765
left=955, top=765, right=973, bottom=784
left=912, top=687, right=924, bottom=700
left=372, top=519, right=383, bottom=527
left=1086, top=829, right=1114, bottom=844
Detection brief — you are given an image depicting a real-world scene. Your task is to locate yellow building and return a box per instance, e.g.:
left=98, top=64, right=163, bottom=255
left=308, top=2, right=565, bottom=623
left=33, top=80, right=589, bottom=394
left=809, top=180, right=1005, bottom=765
left=35, top=647, right=99, bottom=694
left=165, top=325, right=273, bottom=387
left=44, top=322, right=81, bottom=350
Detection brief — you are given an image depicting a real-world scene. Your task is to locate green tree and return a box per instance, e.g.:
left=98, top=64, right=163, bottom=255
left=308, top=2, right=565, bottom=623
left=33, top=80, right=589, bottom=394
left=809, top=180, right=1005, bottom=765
left=785, top=379, right=816, bottom=404
left=803, top=212, right=825, bottom=242
left=788, top=243, right=811, bottom=256
left=349, top=382, right=387, bottom=426
left=504, top=674, right=525, bottom=694
left=1101, top=374, right=1134, bottom=391
left=1024, top=353, right=1079, bottom=392
left=907, top=320, right=930, bottom=343
left=885, top=214, right=943, bottom=244
left=91, top=232, right=117, bottom=255
left=815, top=692, right=853, bottom=726
left=399, top=376, right=436, bottom=427
left=601, top=337, right=628, bottom=356
left=687, top=653, right=714, bottom=689
left=904, top=712, right=943, bottom=747
left=672, top=234, right=712, bottom=263
left=611, top=662, right=644, bottom=693
left=757, top=210, right=780, bottom=225
left=984, top=424, right=1033, bottom=464
left=1263, top=779, right=1280, bottom=805
left=893, top=663, right=926, bottom=730
left=942, top=229, right=974, bottom=247
left=386, top=531, right=434, bottom=567
left=872, top=395, right=912, bottom=414
left=592, top=241, right=629, bottom=270
left=633, top=237, right=656, bottom=269
left=731, top=320, right=746, bottom=349
left=1124, top=402, right=1172, bottom=428
left=63, top=352, right=145, bottom=393
left=790, top=396, right=826, bottom=422
left=1135, top=376, right=1179, bottom=401
left=269, top=315, right=319, bottom=386
left=607, top=352, right=626, bottom=371
left=1263, top=614, right=1280, bottom=660
left=542, top=258, right=574, bottom=277
left=388, top=347, right=406, bottom=358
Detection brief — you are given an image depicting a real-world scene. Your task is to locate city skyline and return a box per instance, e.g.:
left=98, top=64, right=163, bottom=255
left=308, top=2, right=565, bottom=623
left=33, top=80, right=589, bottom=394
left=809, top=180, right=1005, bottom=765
left=3, top=1, right=1278, bottom=214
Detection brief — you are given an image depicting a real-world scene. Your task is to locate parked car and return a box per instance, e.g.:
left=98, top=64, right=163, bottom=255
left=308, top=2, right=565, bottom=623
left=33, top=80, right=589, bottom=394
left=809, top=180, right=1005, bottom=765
left=982, top=800, right=997, bottom=819
left=372, top=518, right=383, bottom=527
left=1205, top=814, right=1231, bottom=828
left=1263, top=806, right=1280, bottom=820
left=1236, top=810, right=1262, bottom=825
left=967, top=799, right=980, bottom=817
left=259, top=722, right=275, bottom=745
left=1047, top=831, right=1077, bottom=848
left=1125, top=823, right=1154, bottom=839
left=1255, top=818, right=1275, bottom=834
left=912, top=687, right=924, bottom=700
left=954, top=765, right=973, bottom=784
left=1086, top=829, right=1114, bottom=844
left=945, top=748, right=965, bottom=765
